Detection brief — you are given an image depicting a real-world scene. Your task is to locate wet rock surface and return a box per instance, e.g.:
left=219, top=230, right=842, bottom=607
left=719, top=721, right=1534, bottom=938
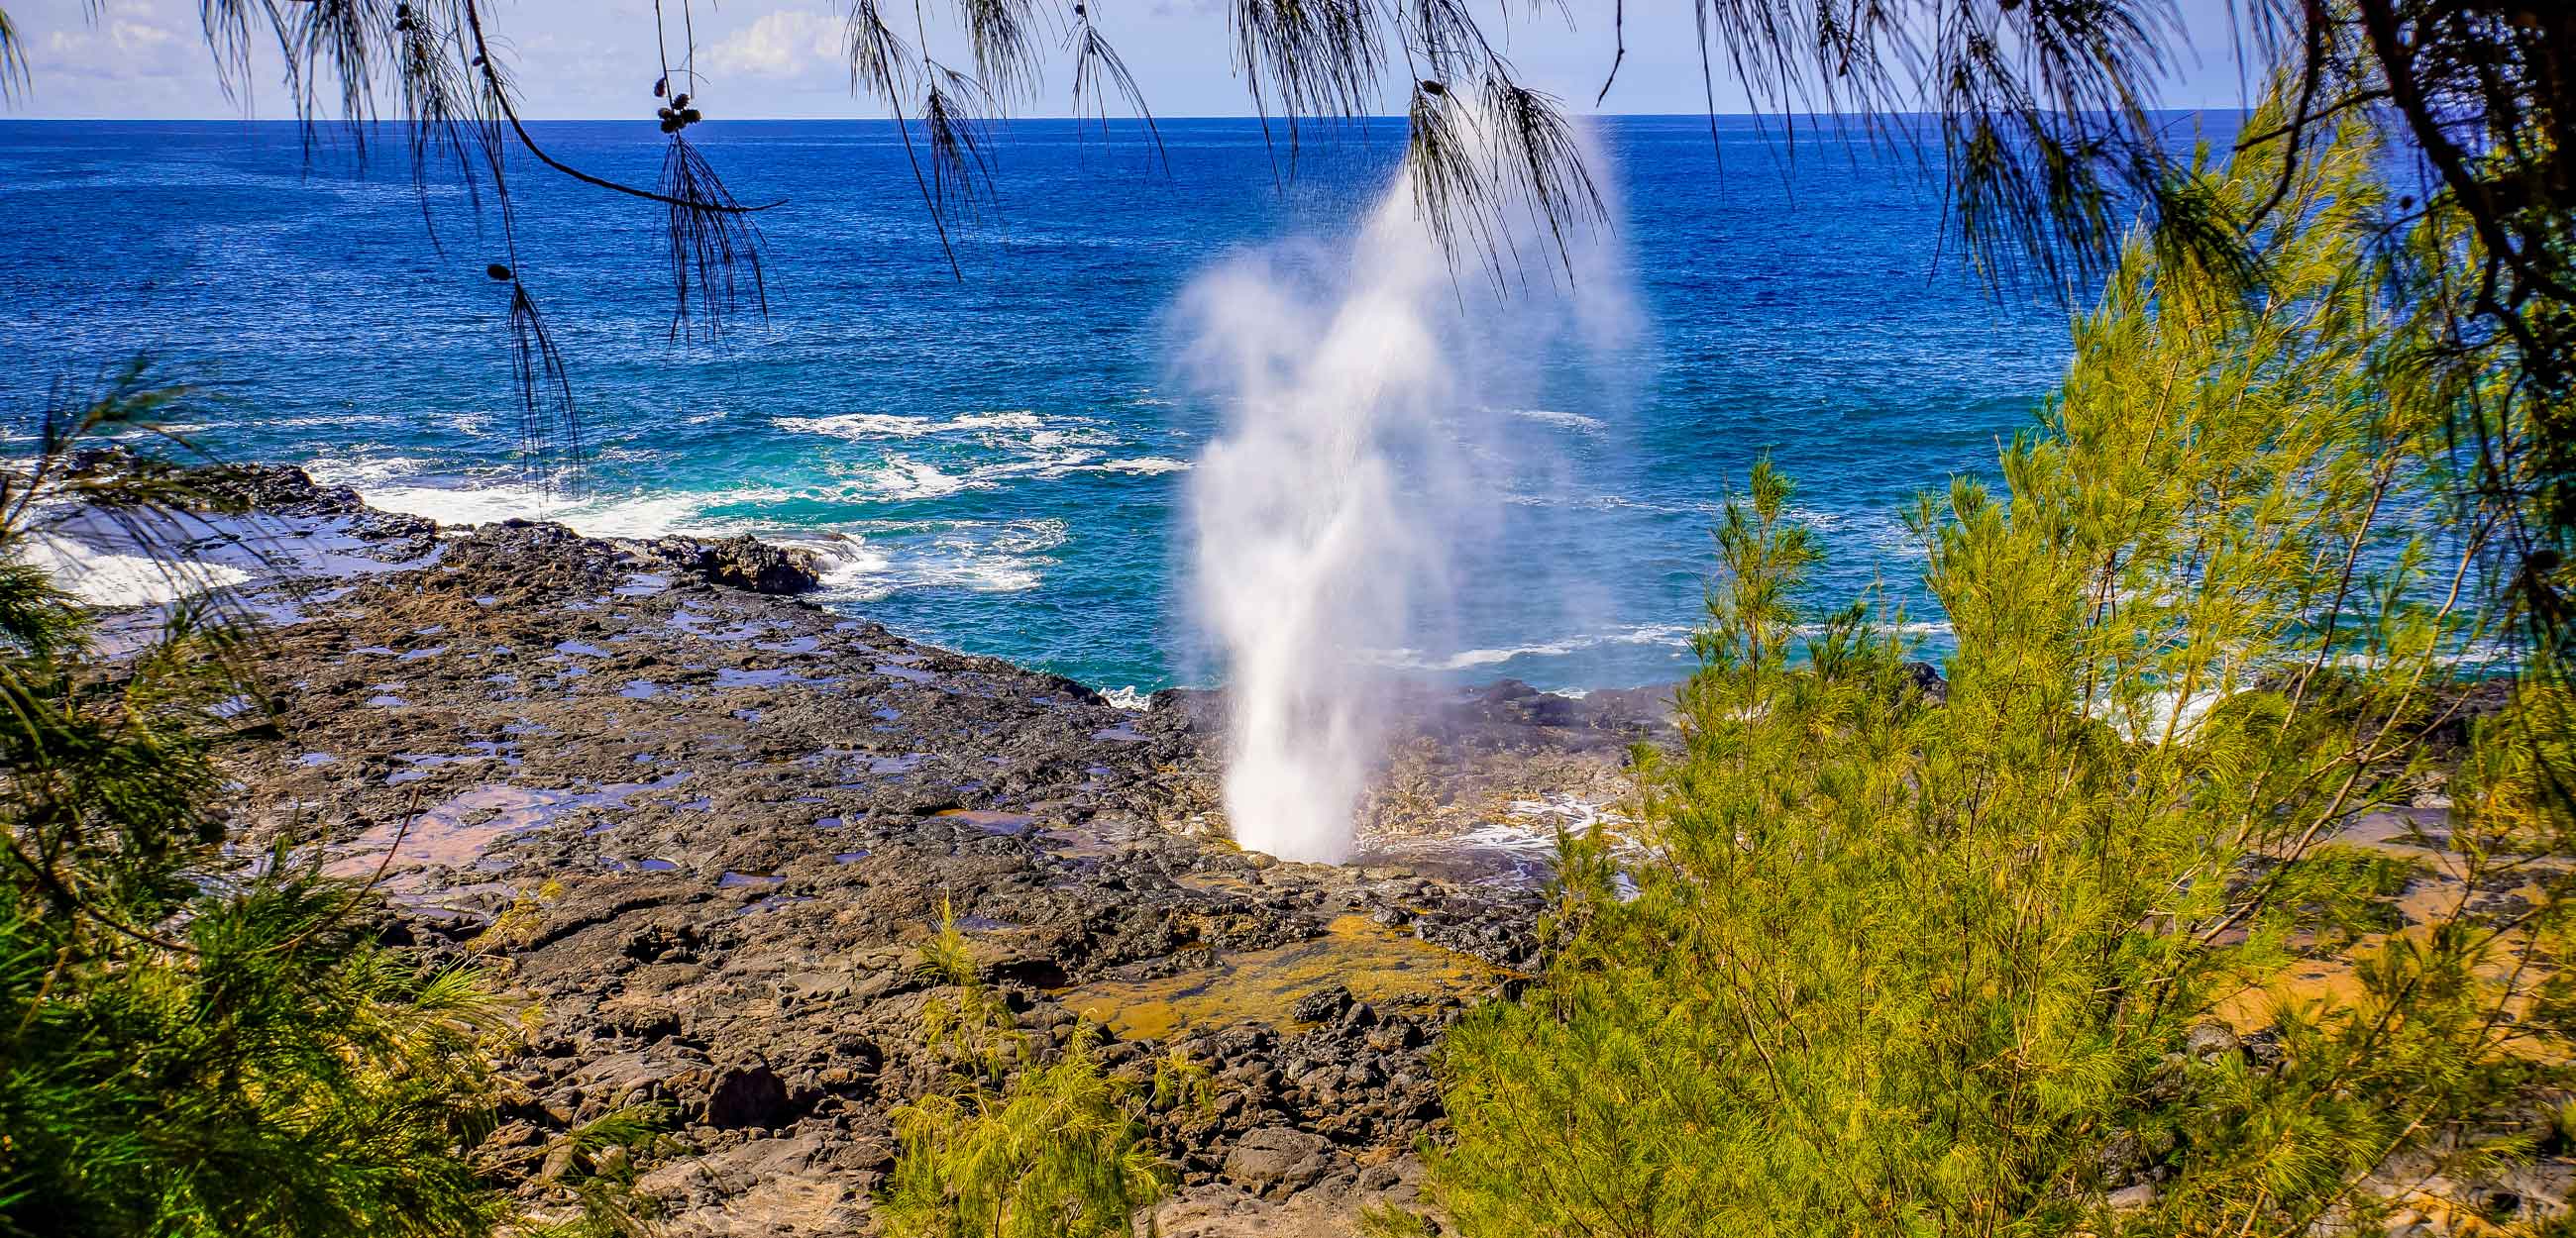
left=182, top=465, right=1666, bottom=1235
left=638, top=532, right=825, bottom=595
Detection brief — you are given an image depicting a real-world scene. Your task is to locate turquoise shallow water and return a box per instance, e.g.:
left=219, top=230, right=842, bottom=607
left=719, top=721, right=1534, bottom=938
left=0, top=115, right=2115, bottom=693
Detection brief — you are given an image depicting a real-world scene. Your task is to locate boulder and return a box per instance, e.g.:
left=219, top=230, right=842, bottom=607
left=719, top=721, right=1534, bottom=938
left=703, top=1061, right=792, bottom=1129
left=1223, top=1126, right=1332, bottom=1194
left=1291, top=984, right=1353, bottom=1025
left=1145, top=686, right=1225, bottom=735
left=2184, top=1021, right=2242, bottom=1064
left=688, top=534, right=822, bottom=594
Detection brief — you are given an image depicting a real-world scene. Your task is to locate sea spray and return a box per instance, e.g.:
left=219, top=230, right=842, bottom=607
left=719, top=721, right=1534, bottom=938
left=1179, top=115, right=1632, bottom=864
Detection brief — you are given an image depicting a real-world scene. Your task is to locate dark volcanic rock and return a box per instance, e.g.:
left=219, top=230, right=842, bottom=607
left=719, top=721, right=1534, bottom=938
left=1419, top=677, right=1672, bottom=751
left=1290, top=985, right=1354, bottom=1025
left=65, top=449, right=430, bottom=537
left=681, top=533, right=823, bottom=595
left=1222, top=1125, right=1334, bottom=1195
left=628, top=533, right=823, bottom=594
left=1145, top=686, right=1226, bottom=735
left=191, top=461, right=374, bottom=517
left=704, top=1061, right=792, bottom=1129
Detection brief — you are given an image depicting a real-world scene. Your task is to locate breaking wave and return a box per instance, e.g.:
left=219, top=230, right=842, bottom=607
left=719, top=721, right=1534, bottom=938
left=769, top=410, right=1046, bottom=439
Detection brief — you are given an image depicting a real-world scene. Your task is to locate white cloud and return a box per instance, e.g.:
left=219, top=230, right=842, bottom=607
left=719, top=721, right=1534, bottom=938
left=38, top=0, right=185, bottom=65
left=111, top=18, right=175, bottom=50
left=703, top=9, right=842, bottom=80
left=23, top=0, right=205, bottom=110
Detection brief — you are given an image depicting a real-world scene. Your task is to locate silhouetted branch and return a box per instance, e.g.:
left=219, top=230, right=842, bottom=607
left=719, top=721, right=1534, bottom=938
left=459, top=1, right=783, bottom=215
left=1067, top=16, right=1167, bottom=170
left=960, top=0, right=1044, bottom=107
left=504, top=280, right=581, bottom=479
left=661, top=135, right=771, bottom=343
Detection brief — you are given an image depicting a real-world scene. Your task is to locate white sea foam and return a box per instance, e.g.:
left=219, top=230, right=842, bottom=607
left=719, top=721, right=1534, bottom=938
left=348, top=483, right=545, bottom=528
left=2096, top=682, right=2232, bottom=746
left=1027, top=427, right=1124, bottom=450
left=323, top=456, right=805, bottom=543
left=807, top=541, right=897, bottom=585
left=809, top=518, right=1061, bottom=601
left=358, top=482, right=734, bottom=541
left=851, top=456, right=971, bottom=501
left=1102, top=685, right=1154, bottom=711
left=829, top=448, right=1182, bottom=499
left=986, top=518, right=1070, bottom=554
left=771, top=410, right=1045, bottom=440
left=1505, top=408, right=1608, bottom=433
left=18, top=540, right=252, bottom=607
left=1091, top=457, right=1190, bottom=475
left=965, top=451, right=1191, bottom=483
left=336, top=410, right=1178, bottom=546
left=306, top=456, right=441, bottom=490
left=1368, top=623, right=1696, bottom=672
left=826, top=555, right=1039, bottom=599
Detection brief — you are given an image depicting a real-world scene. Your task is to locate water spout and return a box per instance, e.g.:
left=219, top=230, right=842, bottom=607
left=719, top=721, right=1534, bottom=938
left=1180, top=112, right=1629, bottom=864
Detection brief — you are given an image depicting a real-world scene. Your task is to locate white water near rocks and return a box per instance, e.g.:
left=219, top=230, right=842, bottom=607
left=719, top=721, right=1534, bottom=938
left=1180, top=115, right=1634, bottom=863
left=21, top=506, right=434, bottom=609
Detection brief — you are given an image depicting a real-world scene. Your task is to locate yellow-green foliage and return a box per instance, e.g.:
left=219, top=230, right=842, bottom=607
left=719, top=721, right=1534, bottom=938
left=1151, top=1045, right=1217, bottom=1115
left=1356, top=1200, right=1440, bottom=1238
left=2457, top=683, right=2576, bottom=850
left=879, top=906, right=1169, bottom=1238
left=1431, top=100, right=2570, bottom=1238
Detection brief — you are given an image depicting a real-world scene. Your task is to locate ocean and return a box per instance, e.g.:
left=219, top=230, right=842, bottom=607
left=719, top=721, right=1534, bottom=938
left=0, top=115, right=2108, bottom=694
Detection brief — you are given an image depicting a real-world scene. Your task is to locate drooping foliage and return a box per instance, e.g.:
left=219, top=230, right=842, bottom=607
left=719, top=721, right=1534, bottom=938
left=1428, top=98, right=2572, bottom=1237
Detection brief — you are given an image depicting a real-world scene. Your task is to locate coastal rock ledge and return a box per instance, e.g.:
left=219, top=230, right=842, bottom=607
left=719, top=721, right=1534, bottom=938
left=143, top=464, right=1663, bottom=1237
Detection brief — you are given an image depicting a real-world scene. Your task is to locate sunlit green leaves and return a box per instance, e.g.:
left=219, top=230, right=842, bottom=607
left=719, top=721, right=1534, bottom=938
left=1430, top=92, right=2560, bottom=1238
left=881, top=906, right=1167, bottom=1238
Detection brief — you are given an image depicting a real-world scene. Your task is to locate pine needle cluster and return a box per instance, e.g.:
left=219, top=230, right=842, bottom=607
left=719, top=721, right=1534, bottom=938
left=1430, top=93, right=2573, bottom=1238
left=0, top=368, right=650, bottom=1238
left=879, top=904, right=1170, bottom=1238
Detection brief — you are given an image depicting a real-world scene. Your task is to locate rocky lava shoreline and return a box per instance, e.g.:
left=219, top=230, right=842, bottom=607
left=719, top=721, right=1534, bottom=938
left=168, top=464, right=1676, bottom=1236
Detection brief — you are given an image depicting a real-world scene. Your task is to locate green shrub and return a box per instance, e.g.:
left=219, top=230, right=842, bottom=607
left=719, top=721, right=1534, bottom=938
left=879, top=906, right=1170, bottom=1238
left=1431, top=101, right=2568, bottom=1238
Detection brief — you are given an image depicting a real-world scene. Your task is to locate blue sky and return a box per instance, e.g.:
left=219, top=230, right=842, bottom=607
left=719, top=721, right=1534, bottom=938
left=7, top=0, right=2258, bottom=120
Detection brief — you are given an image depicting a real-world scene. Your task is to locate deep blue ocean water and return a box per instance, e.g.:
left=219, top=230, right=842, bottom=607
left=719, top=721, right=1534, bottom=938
left=0, top=116, right=2105, bottom=693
